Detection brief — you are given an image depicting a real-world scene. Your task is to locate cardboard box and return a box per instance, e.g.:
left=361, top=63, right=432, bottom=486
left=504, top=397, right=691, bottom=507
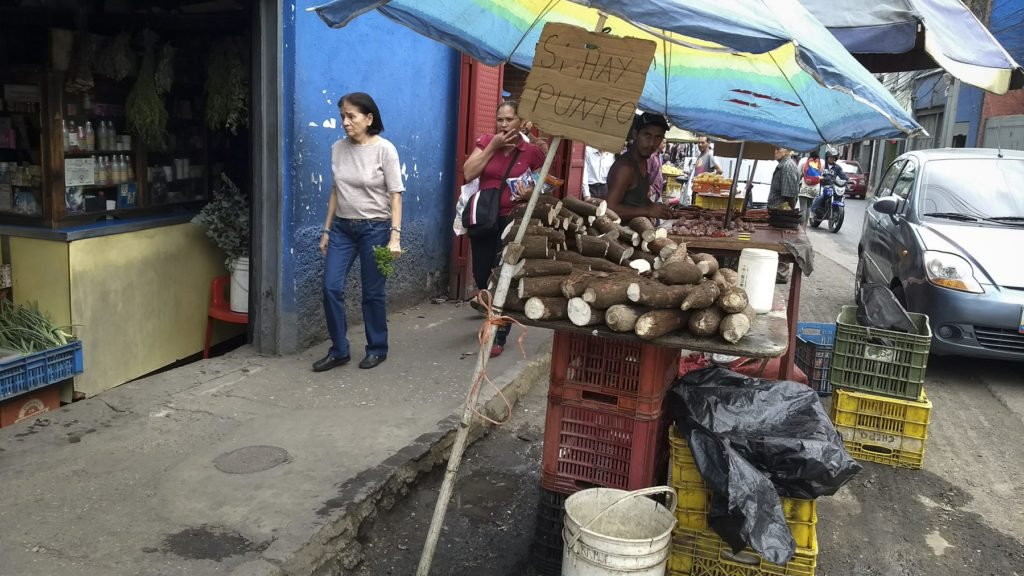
left=0, top=385, right=60, bottom=427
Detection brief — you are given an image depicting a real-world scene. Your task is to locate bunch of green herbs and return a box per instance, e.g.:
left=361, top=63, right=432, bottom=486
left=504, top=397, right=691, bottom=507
left=192, top=174, right=250, bottom=269
left=205, top=38, right=248, bottom=134
left=373, top=246, right=396, bottom=279
left=125, top=30, right=167, bottom=149
left=0, top=300, right=73, bottom=354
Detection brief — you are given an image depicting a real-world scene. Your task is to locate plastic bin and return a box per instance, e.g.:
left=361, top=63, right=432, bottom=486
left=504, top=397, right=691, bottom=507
left=669, top=428, right=817, bottom=550
left=541, top=395, right=669, bottom=494
left=0, top=341, right=83, bottom=401
left=549, top=331, right=678, bottom=419
left=829, top=306, right=931, bottom=401
left=669, top=527, right=818, bottom=576
left=829, top=387, right=931, bottom=470
left=695, top=194, right=743, bottom=212
left=530, top=488, right=567, bottom=576
left=794, top=323, right=836, bottom=395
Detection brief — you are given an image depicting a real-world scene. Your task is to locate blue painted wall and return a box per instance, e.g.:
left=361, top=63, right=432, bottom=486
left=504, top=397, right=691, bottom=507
left=956, top=85, right=984, bottom=147
left=913, top=73, right=947, bottom=111
left=281, top=4, right=461, bottom=350
left=991, top=0, right=1024, bottom=65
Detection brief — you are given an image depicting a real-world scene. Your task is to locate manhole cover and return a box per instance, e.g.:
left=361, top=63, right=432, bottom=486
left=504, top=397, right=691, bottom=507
left=214, top=445, right=290, bottom=474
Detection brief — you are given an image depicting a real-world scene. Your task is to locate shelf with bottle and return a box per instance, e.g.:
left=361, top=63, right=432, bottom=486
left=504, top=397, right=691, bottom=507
left=61, top=119, right=132, bottom=155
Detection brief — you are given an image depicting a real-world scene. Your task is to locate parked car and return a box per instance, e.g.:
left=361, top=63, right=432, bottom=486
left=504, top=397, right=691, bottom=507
left=856, top=148, right=1024, bottom=361
left=837, top=160, right=867, bottom=198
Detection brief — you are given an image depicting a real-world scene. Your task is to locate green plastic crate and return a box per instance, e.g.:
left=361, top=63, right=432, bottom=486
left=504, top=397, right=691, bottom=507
left=829, top=306, right=931, bottom=401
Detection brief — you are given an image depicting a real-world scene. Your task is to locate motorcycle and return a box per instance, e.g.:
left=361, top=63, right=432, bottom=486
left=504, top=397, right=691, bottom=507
left=810, top=174, right=846, bottom=233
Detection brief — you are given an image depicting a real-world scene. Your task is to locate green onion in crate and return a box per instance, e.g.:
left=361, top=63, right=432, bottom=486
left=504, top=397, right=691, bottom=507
left=373, top=246, right=396, bottom=279
left=0, top=300, right=74, bottom=354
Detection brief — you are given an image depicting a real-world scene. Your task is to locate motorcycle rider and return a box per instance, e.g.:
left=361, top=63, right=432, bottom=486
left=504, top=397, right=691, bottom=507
left=811, top=148, right=847, bottom=219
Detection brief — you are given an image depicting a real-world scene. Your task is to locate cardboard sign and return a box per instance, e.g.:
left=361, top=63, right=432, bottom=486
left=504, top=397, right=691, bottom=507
left=520, top=23, right=656, bottom=153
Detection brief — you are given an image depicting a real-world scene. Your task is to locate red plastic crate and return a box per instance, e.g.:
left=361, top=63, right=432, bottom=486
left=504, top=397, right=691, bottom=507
left=541, top=395, right=669, bottom=493
left=549, top=331, right=678, bottom=418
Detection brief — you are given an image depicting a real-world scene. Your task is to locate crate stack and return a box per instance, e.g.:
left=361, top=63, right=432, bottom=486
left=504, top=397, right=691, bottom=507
left=827, top=305, right=933, bottom=469
left=667, top=427, right=820, bottom=576
left=794, top=322, right=836, bottom=396
left=530, top=330, right=679, bottom=575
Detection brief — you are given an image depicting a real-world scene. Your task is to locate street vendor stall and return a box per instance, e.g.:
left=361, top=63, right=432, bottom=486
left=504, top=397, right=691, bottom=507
left=313, top=1, right=924, bottom=575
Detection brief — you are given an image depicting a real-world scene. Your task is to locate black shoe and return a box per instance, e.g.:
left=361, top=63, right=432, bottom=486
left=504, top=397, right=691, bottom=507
left=359, top=355, right=387, bottom=369
left=313, top=355, right=350, bottom=372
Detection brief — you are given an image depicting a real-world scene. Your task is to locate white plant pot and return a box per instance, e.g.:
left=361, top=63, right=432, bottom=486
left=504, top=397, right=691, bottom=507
left=230, top=256, right=250, bottom=314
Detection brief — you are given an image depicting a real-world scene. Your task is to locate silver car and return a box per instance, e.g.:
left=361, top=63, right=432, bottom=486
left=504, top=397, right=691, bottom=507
left=856, top=148, right=1024, bottom=361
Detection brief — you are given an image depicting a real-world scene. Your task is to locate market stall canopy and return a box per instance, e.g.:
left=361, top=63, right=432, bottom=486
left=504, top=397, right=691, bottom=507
left=802, top=0, right=1023, bottom=94
left=665, top=126, right=700, bottom=143
left=312, top=0, right=923, bottom=151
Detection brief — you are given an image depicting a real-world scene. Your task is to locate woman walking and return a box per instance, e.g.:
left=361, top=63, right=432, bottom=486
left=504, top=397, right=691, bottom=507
left=798, top=150, right=822, bottom=227
left=462, top=100, right=545, bottom=358
left=315, top=92, right=403, bottom=372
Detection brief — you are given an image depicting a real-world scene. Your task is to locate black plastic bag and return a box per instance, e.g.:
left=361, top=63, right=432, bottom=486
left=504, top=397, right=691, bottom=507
left=857, top=283, right=916, bottom=333
left=669, top=367, right=862, bottom=565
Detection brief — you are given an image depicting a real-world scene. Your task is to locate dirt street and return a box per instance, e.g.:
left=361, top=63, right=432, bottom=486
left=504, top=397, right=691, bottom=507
left=347, top=200, right=1024, bottom=576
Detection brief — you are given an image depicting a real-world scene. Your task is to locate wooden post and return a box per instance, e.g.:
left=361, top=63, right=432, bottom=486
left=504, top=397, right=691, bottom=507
left=723, top=141, right=745, bottom=230
left=416, top=137, right=563, bottom=576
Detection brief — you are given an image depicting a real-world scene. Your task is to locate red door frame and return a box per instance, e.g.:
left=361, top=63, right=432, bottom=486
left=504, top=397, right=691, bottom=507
left=449, top=56, right=504, bottom=300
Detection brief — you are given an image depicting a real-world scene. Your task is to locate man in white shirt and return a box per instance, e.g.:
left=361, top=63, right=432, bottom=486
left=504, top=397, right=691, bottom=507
left=582, top=145, right=615, bottom=199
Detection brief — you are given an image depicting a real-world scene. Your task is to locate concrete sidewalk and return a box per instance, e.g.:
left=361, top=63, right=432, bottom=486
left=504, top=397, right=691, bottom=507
left=0, top=301, right=552, bottom=576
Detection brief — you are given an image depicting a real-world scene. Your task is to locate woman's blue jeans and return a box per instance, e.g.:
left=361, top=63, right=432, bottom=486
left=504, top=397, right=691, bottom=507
left=323, top=217, right=390, bottom=359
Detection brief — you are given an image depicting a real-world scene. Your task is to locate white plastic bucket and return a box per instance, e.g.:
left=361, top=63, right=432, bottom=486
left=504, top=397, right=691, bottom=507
left=737, top=248, right=779, bottom=314
left=562, top=487, right=677, bottom=576
left=230, top=256, right=249, bottom=314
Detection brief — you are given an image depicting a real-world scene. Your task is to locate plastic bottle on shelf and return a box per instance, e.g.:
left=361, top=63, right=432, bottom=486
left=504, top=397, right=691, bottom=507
left=105, top=156, right=113, bottom=184
left=85, top=121, right=95, bottom=151
left=120, top=155, right=128, bottom=183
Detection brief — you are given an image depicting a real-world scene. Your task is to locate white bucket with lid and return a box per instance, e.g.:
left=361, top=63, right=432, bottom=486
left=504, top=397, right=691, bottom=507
left=230, top=256, right=250, bottom=314
left=737, top=248, right=779, bottom=314
left=561, top=486, right=677, bottom=576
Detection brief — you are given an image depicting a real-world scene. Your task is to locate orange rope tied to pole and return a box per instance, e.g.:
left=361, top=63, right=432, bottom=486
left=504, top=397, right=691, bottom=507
left=467, top=290, right=527, bottom=426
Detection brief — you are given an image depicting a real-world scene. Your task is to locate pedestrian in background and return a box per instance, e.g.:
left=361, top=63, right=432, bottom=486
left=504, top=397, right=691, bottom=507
left=582, top=145, right=615, bottom=199
left=799, top=150, right=822, bottom=227
left=462, top=100, right=545, bottom=358
left=316, top=92, right=403, bottom=373
left=647, top=140, right=666, bottom=204
left=768, top=146, right=800, bottom=283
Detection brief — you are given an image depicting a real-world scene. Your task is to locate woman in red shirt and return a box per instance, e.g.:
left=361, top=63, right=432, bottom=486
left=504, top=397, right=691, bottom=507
left=463, top=100, right=545, bottom=357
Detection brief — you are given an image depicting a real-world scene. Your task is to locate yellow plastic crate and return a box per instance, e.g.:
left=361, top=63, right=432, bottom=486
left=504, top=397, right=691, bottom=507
left=669, top=428, right=817, bottom=549
left=669, top=528, right=817, bottom=576
left=695, top=194, right=742, bottom=212
left=829, top=388, right=931, bottom=470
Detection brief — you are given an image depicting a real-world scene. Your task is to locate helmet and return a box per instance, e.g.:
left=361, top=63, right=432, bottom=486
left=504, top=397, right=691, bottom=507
left=825, top=146, right=839, bottom=160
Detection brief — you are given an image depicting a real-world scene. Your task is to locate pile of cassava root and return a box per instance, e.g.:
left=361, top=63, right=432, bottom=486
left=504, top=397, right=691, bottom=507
left=488, top=196, right=756, bottom=344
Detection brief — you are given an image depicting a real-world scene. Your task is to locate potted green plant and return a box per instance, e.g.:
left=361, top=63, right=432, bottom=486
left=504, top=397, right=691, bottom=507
left=192, top=174, right=250, bottom=313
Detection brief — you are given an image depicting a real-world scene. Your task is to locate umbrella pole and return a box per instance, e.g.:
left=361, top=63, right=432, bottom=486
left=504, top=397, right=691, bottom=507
left=723, top=141, right=745, bottom=230
left=416, top=137, right=563, bottom=576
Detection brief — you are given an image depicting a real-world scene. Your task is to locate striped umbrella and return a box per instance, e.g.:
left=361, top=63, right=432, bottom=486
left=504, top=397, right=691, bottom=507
left=313, top=0, right=924, bottom=151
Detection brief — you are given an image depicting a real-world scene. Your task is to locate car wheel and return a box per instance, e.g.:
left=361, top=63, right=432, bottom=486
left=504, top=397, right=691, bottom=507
left=829, top=207, right=844, bottom=233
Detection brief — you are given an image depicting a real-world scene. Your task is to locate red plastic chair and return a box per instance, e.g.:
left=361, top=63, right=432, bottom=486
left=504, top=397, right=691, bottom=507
left=204, top=275, right=248, bottom=359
